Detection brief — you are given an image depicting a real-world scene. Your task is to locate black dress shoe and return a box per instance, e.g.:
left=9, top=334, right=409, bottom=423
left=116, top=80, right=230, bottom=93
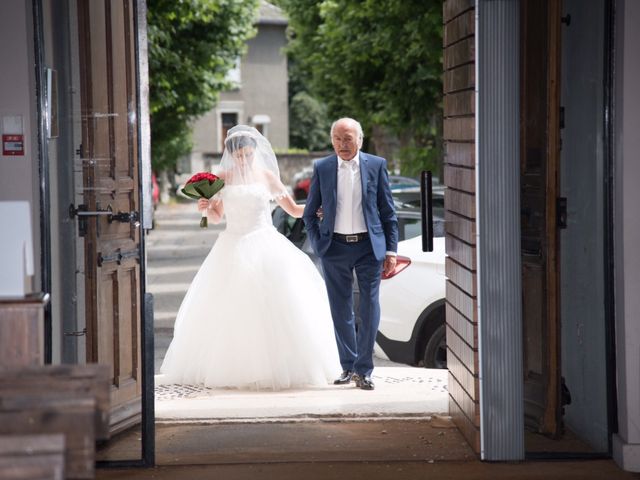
left=355, top=375, right=375, bottom=390
left=334, top=370, right=354, bottom=385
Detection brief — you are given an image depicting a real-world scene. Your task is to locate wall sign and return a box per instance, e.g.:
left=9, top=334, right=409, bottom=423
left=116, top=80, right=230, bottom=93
left=2, top=134, right=24, bottom=156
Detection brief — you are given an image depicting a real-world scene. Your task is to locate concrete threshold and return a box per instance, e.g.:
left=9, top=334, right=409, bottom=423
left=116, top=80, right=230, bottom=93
left=154, top=366, right=448, bottom=422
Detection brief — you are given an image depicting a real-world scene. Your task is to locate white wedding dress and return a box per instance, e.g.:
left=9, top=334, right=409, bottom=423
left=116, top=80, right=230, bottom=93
left=159, top=183, right=340, bottom=390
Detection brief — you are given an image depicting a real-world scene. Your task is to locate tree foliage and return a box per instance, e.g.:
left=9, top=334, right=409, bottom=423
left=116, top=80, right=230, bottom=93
left=148, top=0, right=258, bottom=171
left=289, top=91, right=331, bottom=151
left=280, top=0, right=443, bottom=174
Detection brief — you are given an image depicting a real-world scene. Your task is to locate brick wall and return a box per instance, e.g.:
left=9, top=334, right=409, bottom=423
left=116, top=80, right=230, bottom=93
left=442, top=0, right=480, bottom=454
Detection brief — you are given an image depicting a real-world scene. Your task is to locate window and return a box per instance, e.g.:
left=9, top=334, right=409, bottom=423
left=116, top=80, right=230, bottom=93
left=225, top=57, right=241, bottom=88
left=250, top=114, right=271, bottom=139
left=221, top=113, right=238, bottom=150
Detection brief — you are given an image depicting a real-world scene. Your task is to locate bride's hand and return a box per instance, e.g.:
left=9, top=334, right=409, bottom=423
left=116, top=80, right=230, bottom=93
left=197, top=198, right=210, bottom=212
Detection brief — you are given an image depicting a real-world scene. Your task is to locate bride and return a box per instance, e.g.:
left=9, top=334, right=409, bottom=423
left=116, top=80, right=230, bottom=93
left=159, top=125, right=340, bottom=390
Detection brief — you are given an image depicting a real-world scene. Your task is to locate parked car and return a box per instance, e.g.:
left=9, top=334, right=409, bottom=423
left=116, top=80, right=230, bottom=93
left=376, top=185, right=446, bottom=368
left=271, top=187, right=447, bottom=369
left=388, top=175, right=420, bottom=190
left=291, top=167, right=314, bottom=200
left=374, top=234, right=446, bottom=369
left=392, top=186, right=445, bottom=241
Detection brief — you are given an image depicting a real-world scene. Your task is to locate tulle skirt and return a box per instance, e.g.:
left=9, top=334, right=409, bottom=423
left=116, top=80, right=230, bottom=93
left=159, top=224, right=341, bottom=390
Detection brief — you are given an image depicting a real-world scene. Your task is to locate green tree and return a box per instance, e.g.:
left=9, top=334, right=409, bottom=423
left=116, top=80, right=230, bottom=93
left=289, top=91, right=331, bottom=151
left=281, top=0, right=442, bottom=175
left=148, top=0, right=258, bottom=172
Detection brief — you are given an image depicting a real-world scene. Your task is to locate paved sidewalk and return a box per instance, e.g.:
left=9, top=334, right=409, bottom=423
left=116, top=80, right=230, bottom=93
left=154, top=367, right=448, bottom=421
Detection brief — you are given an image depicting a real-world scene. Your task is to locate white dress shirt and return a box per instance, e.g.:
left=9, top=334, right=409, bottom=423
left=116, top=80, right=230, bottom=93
left=334, top=152, right=368, bottom=235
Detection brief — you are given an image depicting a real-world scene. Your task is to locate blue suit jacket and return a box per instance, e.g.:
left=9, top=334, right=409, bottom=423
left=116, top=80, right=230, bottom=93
left=303, top=152, right=398, bottom=262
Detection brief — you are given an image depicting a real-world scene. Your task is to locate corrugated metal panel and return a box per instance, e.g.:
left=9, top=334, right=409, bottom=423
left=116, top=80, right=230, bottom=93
left=476, top=0, right=525, bottom=460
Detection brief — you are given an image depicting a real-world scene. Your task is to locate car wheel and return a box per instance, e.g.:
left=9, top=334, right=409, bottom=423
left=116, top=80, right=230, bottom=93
left=423, top=323, right=447, bottom=369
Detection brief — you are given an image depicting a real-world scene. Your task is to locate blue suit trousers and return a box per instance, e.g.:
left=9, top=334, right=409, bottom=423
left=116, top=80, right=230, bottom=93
left=321, top=236, right=383, bottom=378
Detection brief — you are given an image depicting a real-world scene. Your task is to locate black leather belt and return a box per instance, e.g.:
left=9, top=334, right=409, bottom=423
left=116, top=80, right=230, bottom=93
left=333, top=232, right=369, bottom=243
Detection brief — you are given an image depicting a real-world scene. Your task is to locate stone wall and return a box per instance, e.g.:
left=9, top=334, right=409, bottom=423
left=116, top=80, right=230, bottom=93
left=199, top=151, right=331, bottom=188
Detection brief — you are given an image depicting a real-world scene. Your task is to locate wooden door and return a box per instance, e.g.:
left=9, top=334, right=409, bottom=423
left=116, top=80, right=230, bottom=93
left=77, top=0, right=142, bottom=434
left=520, top=0, right=562, bottom=437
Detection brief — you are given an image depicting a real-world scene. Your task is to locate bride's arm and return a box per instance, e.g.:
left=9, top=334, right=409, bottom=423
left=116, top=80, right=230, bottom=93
left=276, top=194, right=304, bottom=218
left=262, top=170, right=305, bottom=218
left=197, top=196, right=224, bottom=223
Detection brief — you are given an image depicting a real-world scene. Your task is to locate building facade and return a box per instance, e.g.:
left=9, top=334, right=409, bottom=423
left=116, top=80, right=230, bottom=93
left=188, top=0, right=289, bottom=177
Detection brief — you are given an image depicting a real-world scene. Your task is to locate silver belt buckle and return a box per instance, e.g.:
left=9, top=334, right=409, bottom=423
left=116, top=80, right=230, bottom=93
left=346, top=234, right=358, bottom=243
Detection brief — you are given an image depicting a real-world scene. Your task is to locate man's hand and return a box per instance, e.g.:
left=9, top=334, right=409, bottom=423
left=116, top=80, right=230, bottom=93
left=383, top=254, right=397, bottom=276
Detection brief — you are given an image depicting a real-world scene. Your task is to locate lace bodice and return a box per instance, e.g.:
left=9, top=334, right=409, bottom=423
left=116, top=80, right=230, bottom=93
left=221, top=184, right=274, bottom=234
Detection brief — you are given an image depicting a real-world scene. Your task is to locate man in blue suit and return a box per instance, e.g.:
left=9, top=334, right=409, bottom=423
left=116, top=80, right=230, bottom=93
left=303, top=117, right=398, bottom=390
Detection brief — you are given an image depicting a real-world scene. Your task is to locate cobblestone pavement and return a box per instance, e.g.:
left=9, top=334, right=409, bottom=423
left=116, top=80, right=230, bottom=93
left=154, top=372, right=447, bottom=402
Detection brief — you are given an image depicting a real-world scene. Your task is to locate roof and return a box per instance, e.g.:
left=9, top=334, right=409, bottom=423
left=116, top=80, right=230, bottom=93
left=257, top=0, right=287, bottom=26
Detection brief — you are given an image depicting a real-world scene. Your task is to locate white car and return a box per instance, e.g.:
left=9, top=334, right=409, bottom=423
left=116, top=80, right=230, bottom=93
left=375, top=234, right=447, bottom=368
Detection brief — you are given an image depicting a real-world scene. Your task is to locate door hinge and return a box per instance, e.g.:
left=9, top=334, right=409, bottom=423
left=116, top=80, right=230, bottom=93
left=557, top=197, right=568, bottom=229
left=64, top=327, right=86, bottom=337
left=97, top=248, right=140, bottom=266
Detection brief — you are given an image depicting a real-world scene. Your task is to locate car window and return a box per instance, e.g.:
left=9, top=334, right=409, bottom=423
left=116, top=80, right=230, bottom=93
left=398, top=217, right=445, bottom=241
left=392, top=186, right=446, bottom=240
left=401, top=218, right=421, bottom=241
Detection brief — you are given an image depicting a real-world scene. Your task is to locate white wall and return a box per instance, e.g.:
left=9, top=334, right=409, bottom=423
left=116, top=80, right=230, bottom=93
left=613, top=0, right=640, bottom=472
left=0, top=0, right=40, bottom=286
left=241, top=24, right=289, bottom=149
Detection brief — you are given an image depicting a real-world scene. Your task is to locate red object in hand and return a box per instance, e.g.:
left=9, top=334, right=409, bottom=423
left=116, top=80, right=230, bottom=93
left=181, top=172, right=225, bottom=228
left=382, top=255, right=411, bottom=280
left=185, top=172, right=220, bottom=185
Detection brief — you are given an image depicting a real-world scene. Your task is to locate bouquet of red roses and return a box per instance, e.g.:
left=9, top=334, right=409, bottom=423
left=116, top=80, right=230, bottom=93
left=181, top=172, right=225, bottom=228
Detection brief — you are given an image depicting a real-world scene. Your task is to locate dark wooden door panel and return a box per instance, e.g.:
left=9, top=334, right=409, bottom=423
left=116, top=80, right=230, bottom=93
left=78, top=0, right=141, bottom=435
left=520, top=0, right=562, bottom=437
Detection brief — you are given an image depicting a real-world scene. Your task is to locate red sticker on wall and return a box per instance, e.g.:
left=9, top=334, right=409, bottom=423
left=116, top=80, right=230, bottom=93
left=2, top=134, right=24, bottom=156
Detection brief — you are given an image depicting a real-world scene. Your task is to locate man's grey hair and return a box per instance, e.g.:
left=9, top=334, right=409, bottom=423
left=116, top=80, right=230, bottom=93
left=330, top=118, right=364, bottom=141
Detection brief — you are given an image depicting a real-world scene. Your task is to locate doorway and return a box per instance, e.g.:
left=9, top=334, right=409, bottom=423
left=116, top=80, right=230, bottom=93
left=520, top=0, right=612, bottom=455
